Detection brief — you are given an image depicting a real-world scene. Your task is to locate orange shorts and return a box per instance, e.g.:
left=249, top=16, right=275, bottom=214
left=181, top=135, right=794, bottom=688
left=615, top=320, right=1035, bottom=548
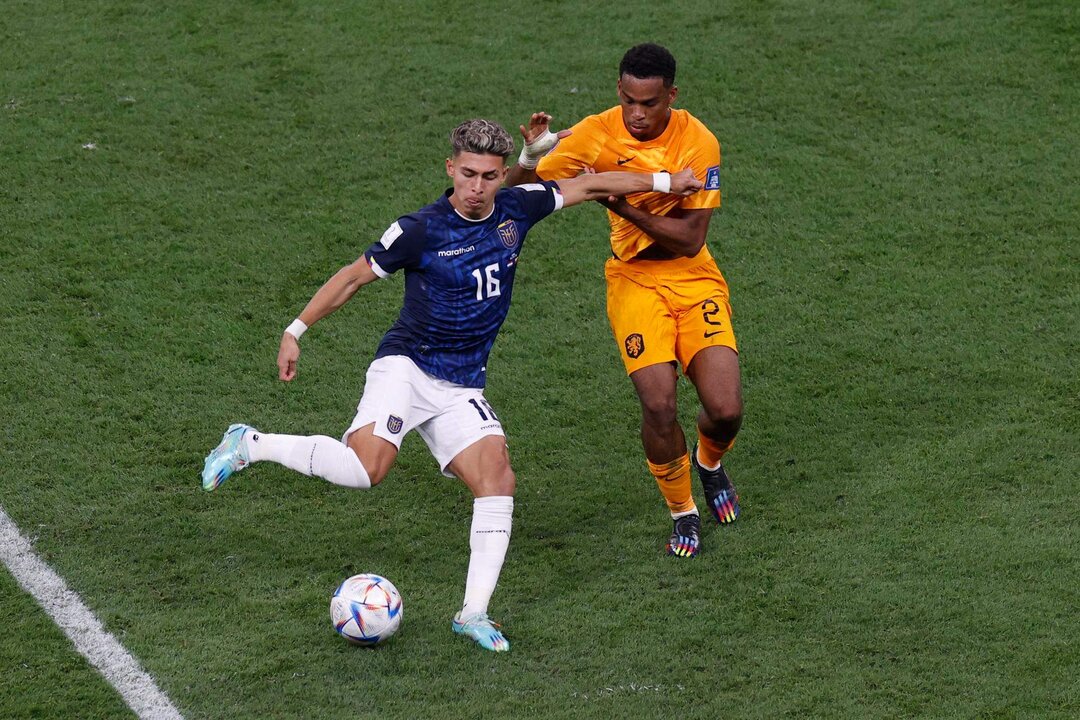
left=605, top=249, right=737, bottom=375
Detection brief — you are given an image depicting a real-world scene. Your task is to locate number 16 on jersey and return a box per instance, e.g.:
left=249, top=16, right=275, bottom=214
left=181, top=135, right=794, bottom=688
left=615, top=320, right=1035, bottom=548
left=471, top=263, right=501, bottom=300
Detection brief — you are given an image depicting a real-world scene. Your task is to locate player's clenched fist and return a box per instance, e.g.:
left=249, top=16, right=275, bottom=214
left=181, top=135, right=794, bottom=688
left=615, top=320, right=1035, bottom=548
left=278, top=333, right=300, bottom=381
left=669, top=167, right=703, bottom=196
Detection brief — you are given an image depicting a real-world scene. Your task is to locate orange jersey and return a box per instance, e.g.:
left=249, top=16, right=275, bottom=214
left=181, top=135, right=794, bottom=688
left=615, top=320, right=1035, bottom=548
left=536, top=106, right=721, bottom=260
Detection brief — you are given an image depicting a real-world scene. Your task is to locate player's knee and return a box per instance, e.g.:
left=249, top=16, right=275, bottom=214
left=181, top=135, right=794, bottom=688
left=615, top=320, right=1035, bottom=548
left=343, top=453, right=386, bottom=487
left=497, top=467, right=516, bottom=496
left=352, top=450, right=389, bottom=487
left=345, top=435, right=395, bottom=487
left=640, top=394, right=679, bottom=429
left=477, top=466, right=515, bottom=497
left=702, top=400, right=742, bottom=432
left=495, top=459, right=516, bottom=495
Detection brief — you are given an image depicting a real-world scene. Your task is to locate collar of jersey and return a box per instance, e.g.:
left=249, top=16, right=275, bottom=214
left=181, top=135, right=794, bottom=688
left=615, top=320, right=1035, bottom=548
left=453, top=206, right=494, bottom=223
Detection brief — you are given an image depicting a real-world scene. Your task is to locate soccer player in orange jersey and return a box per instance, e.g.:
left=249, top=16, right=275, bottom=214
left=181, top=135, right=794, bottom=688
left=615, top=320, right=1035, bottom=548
left=507, top=44, right=742, bottom=558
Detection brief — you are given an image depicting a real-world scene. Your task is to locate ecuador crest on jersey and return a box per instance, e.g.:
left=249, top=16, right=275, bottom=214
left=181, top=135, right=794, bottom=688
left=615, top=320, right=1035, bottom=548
left=497, top=220, right=519, bottom=248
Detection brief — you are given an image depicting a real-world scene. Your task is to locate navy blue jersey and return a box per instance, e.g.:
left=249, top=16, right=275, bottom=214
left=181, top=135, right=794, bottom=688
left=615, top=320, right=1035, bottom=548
left=364, top=181, right=564, bottom=388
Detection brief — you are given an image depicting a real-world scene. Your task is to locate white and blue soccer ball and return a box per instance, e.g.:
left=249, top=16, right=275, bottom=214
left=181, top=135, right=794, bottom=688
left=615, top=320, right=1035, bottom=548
left=330, top=573, right=403, bottom=646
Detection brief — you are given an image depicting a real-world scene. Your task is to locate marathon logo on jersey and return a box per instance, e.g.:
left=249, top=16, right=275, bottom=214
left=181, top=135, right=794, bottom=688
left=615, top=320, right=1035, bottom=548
left=437, top=244, right=475, bottom=258
left=386, top=415, right=403, bottom=434
left=705, top=166, right=721, bottom=191
left=625, top=333, right=645, bottom=359
left=497, top=220, right=519, bottom=248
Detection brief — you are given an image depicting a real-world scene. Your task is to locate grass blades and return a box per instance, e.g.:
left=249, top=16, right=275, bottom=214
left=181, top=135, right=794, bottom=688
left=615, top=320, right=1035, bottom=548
left=1, top=2, right=1077, bottom=718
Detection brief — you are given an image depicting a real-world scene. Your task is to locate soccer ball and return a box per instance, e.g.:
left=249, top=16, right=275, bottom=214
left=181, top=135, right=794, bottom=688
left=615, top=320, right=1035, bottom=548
left=330, top=573, right=403, bottom=646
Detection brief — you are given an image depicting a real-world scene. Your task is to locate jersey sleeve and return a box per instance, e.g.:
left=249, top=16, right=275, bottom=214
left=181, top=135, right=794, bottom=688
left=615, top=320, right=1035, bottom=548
left=363, top=214, right=426, bottom=278
left=535, top=116, right=603, bottom=181
left=505, top=180, right=565, bottom=223
left=680, top=123, right=722, bottom=211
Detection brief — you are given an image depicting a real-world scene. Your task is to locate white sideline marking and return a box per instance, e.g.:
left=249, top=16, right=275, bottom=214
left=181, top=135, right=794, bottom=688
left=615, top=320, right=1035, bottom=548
left=0, top=506, right=184, bottom=720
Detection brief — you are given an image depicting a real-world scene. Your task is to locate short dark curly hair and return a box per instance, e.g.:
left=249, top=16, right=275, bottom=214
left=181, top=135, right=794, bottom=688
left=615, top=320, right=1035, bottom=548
left=619, top=43, right=677, bottom=87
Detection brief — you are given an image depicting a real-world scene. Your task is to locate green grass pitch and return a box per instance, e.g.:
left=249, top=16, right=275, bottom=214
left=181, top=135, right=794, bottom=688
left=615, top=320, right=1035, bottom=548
left=1, top=1, right=1077, bottom=718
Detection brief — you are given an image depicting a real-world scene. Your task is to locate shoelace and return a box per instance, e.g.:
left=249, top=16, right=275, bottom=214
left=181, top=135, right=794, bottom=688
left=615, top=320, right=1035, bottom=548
left=465, top=616, right=501, bottom=629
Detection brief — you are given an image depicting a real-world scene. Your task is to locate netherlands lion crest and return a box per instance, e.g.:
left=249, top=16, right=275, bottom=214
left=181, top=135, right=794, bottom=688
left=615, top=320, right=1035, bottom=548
left=386, top=415, right=403, bottom=434
left=624, top=333, right=645, bottom=359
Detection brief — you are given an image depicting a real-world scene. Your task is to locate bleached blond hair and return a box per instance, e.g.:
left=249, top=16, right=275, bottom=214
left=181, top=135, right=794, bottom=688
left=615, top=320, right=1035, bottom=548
left=449, top=119, right=514, bottom=159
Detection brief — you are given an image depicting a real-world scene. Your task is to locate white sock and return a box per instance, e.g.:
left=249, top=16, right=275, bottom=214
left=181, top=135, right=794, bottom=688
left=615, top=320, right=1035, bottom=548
left=244, top=431, right=370, bottom=489
left=460, top=496, right=514, bottom=618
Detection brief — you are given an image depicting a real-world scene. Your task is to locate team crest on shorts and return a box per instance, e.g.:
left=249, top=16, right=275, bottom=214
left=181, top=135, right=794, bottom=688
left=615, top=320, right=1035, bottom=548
left=625, top=333, right=645, bottom=359
left=497, top=220, right=519, bottom=248
left=386, top=415, right=403, bottom=434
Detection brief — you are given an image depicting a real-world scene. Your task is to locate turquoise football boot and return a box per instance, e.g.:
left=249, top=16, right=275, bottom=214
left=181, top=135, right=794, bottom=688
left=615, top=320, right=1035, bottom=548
left=452, top=612, right=510, bottom=652
left=201, top=423, right=253, bottom=491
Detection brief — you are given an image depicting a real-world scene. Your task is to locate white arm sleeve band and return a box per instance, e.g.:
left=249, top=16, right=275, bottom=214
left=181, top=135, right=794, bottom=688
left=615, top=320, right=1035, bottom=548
left=552, top=187, right=565, bottom=212
left=285, top=318, right=308, bottom=339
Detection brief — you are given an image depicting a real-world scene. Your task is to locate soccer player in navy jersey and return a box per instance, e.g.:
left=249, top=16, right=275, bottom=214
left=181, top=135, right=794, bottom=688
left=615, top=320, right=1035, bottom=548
left=201, top=118, right=702, bottom=652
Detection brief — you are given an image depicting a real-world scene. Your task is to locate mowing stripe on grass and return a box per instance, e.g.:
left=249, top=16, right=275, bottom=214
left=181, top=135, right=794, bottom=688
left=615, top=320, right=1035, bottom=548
left=0, top=506, right=184, bottom=720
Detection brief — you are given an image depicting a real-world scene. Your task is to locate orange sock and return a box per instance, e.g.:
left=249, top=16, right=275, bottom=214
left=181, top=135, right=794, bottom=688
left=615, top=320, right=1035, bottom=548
left=696, top=432, right=735, bottom=470
left=647, top=454, right=696, bottom=515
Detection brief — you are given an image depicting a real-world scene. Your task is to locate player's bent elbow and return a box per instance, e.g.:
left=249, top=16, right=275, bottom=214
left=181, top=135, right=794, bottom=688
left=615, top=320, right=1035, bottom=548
left=679, top=237, right=706, bottom=257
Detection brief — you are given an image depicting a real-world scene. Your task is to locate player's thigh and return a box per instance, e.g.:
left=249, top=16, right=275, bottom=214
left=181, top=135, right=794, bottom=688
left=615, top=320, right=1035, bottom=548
left=686, top=345, right=743, bottom=419
left=605, top=269, right=677, bottom=374
left=414, top=386, right=506, bottom=485
left=342, top=356, right=432, bottom=481
left=446, top=434, right=515, bottom=498
left=673, top=278, right=738, bottom=372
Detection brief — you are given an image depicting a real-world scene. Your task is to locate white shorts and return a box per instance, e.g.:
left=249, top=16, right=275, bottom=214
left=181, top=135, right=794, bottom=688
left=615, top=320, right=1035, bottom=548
left=342, top=355, right=505, bottom=477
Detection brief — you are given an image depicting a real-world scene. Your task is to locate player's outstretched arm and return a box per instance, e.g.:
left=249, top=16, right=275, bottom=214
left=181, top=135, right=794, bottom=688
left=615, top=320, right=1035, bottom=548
left=505, top=112, right=570, bottom=186
left=277, top=257, right=378, bottom=381
left=557, top=168, right=702, bottom=209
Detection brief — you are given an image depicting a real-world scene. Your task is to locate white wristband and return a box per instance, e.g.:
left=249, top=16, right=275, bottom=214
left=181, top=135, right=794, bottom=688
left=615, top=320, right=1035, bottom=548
left=651, top=172, right=671, bottom=193
left=285, top=318, right=308, bottom=340
left=517, top=129, right=559, bottom=169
